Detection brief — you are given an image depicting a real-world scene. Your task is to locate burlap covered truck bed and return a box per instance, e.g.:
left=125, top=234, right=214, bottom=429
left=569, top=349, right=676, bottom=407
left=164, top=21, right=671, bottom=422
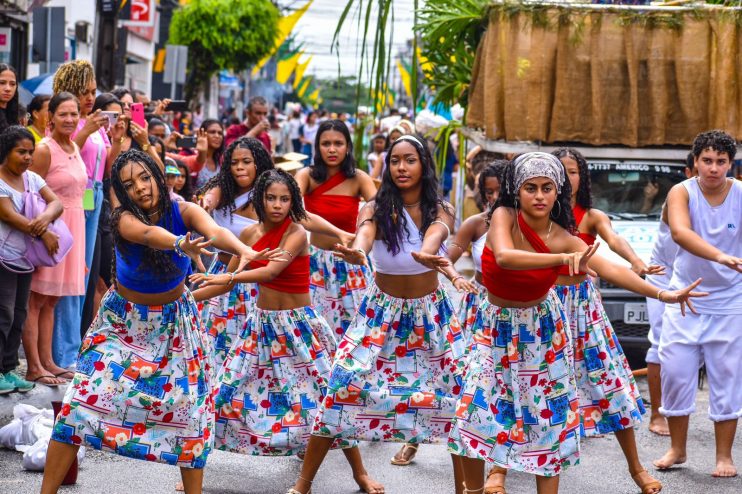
left=466, top=3, right=742, bottom=147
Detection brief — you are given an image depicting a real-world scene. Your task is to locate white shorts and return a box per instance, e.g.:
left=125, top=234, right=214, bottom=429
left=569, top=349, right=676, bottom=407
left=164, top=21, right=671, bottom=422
left=658, top=309, right=742, bottom=421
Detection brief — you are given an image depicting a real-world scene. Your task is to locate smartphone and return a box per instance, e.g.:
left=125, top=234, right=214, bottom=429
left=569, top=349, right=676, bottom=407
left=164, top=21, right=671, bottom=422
left=176, top=136, right=197, bottom=149
left=100, top=111, right=119, bottom=127
left=165, top=100, right=189, bottom=112
left=131, top=103, right=146, bottom=128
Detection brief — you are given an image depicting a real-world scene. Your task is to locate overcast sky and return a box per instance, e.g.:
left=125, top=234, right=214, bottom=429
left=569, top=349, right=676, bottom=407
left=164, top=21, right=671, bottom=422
left=278, top=0, right=417, bottom=81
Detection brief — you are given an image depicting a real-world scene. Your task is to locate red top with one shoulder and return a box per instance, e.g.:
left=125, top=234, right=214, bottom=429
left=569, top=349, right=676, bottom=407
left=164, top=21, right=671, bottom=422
left=303, top=172, right=360, bottom=234
left=557, top=204, right=595, bottom=276
left=249, top=217, right=310, bottom=293
left=482, top=212, right=561, bottom=302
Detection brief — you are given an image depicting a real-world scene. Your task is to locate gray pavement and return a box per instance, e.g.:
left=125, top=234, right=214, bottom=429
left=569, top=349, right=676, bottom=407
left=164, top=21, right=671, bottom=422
left=0, top=257, right=740, bottom=493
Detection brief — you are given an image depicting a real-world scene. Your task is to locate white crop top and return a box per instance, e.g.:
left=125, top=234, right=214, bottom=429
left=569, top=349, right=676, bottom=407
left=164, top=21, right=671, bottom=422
left=471, top=234, right=486, bottom=272
left=370, top=208, right=444, bottom=275
left=212, top=191, right=257, bottom=241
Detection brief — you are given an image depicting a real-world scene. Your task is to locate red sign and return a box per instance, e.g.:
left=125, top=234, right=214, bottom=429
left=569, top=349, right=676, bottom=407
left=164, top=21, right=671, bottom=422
left=122, top=0, right=155, bottom=27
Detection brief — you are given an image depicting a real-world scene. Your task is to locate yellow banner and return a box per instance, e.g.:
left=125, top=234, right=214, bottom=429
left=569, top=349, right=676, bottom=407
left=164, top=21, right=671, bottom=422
left=293, top=56, right=313, bottom=89
left=276, top=52, right=302, bottom=85
left=252, top=0, right=314, bottom=76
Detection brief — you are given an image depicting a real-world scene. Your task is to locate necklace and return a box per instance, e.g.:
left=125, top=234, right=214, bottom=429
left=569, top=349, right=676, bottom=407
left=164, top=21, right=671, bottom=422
left=519, top=220, right=553, bottom=245
left=403, top=200, right=420, bottom=208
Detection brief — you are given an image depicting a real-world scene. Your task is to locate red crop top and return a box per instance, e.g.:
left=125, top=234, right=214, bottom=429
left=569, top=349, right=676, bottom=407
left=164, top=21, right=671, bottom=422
left=303, top=172, right=360, bottom=234
left=482, top=213, right=561, bottom=301
left=557, top=204, right=595, bottom=276
left=249, top=217, right=310, bottom=293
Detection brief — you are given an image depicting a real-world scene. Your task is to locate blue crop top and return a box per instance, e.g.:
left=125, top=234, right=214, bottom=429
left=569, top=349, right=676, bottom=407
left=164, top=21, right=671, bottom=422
left=115, top=201, right=192, bottom=293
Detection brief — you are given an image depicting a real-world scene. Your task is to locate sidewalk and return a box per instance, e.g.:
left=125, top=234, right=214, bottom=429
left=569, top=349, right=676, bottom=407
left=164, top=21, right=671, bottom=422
left=0, top=360, right=66, bottom=423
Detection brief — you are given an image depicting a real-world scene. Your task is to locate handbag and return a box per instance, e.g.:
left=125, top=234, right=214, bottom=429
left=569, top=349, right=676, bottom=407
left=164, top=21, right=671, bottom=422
left=22, top=172, right=74, bottom=268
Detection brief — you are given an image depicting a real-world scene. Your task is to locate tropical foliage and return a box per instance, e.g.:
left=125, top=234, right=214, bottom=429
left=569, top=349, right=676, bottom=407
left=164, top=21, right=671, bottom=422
left=170, top=0, right=279, bottom=100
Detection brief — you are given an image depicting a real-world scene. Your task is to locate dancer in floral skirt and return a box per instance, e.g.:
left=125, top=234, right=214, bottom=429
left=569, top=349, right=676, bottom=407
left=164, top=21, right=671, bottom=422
left=192, top=137, right=273, bottom=368
left=41, top=150, right=278, bottom=494
left=296, top=119, right=377, bottom=338
left=191, top=169, right=384, bottom=493
left=448, top=153, right=704, bottom=494
left=392, top=160, right=508, bottom=467
left=287, top=134, right=476, bottom=494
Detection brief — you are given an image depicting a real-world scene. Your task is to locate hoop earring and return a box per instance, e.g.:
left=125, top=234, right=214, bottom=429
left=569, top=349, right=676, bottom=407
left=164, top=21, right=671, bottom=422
left=551, top=200, right=562, bottom=218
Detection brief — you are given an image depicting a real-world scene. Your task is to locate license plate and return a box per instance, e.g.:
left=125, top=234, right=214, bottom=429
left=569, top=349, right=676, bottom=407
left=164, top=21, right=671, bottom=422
left=623, top=303, right=649, bottom=324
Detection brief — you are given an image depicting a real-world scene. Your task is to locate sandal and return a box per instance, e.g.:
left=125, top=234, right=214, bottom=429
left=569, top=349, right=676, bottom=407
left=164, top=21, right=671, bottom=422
left=632, top=469, right=662, bottom=494
left=484, top=466, right=507, bottom=494
left=390, top=443, right=419, bottom=466
left=54, top=370, right=75, bottom=380
left=29, top=375, right=63, bottom=387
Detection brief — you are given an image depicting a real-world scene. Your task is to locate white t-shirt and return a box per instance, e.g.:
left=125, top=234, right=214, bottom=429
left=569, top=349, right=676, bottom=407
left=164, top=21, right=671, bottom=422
left=302, top=122, right=319, bottom=145
left=288, top=118, right=302, bottom=140
left=0, top=171, right=47, bottom=268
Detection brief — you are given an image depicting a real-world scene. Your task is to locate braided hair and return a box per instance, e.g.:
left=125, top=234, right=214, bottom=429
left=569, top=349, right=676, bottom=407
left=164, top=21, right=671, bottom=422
left=52, top=60, right=95, bottom=96
left=489, top=160, right=576, bottom=233
left=374, top=134, right=451, bottom=254
left=252, top=168, right=308, bottom=223
left=110, top=149, right=179, bottom=279
left=310, top=119, right=357, bottom=182
left=196, top=137, right=274, bottom=218
left=0, top=64, right=19, bottom=133
left=552, top=147, right=592, bottom=210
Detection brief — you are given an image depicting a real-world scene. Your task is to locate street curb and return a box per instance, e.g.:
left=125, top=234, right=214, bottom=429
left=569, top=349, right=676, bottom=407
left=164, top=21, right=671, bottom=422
left=0, top=384, right=65, bottom=424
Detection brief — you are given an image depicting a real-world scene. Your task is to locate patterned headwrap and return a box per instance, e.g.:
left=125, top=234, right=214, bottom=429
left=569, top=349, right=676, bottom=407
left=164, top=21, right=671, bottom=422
left=511, top=152, right=566, bottom=194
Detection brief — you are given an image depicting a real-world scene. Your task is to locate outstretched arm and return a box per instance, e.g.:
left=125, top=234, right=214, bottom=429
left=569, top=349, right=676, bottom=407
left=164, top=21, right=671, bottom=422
left=333, top=202, right=376, bottom=265
left=591, top=209, right=661, bottom=276
left=446, top=214, right=482, bottom=264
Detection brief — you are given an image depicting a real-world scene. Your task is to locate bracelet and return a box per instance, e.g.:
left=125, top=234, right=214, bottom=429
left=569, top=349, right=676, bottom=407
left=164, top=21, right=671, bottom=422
left=656, top=289, right=666, bottom=302
left=119, top=136, right=125, bottom=144
left=449, top=242, right=464, bottom=251
left=279, top=249, right=294, bottom=259
left=228, top=272, right=236, bottom=285
left=173, top=235, right=187, bottom=257
left=450, top=275, right=464, bottom=284
left=355, top=248, right=367, bottom=257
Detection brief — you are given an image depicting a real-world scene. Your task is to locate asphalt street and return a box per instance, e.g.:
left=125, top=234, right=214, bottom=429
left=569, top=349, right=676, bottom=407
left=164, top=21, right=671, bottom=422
left=0, top=258, right=739, bottom=493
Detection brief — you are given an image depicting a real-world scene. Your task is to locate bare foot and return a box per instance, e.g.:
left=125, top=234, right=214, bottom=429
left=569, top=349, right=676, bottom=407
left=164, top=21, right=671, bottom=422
left=174, top=481, right=184, bottom=491
left=484, top=466, right=507, bottom=494
left=631, top=470, right=662, bottom=494
left=648, top=415, right=670, bottom=436
left=354, top=472, right=385, bottom=494
left=653, top=448, right=687, bottom=470
left=390, top=443, right=418, bottom=465
left=712, top=458, right=737, bottom=478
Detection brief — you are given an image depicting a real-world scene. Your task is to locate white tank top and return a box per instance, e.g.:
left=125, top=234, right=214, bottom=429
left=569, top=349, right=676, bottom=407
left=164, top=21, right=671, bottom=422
left=212, top=191, right=257, bottom=241
left=471, top=233, right=486, bottom=272
left=669, top=178, right=742, bottom=314
left=370, top=208, right=437, bottom=276
left=646, top=217, right=677, bottom=289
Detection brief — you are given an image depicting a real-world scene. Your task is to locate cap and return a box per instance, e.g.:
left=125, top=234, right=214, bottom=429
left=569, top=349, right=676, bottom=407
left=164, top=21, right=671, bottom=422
left=165, top=165, right=182, bottom=176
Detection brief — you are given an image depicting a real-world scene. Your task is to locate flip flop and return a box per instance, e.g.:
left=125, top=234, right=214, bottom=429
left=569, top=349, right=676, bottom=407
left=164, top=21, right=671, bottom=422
left=30, top=375, right=63, bottom=387
left=54, top=370, right=75, bottom=380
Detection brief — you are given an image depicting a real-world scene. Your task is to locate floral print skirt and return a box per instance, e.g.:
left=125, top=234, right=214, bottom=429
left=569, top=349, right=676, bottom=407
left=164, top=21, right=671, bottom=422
left=312, top=283, right=467, bottom=444
left=458, top=279, right=486, bottom=348
left=309, top=245, right=371, bottom=338
left=200, top=258, right=257, bottom=369
left=555, top=279, right=646, bottom=436
left=448, top=291, right=580, bottom=477
left=213, top=305, right=353, bottom=455
left=52, top=288, right=213, bottom=469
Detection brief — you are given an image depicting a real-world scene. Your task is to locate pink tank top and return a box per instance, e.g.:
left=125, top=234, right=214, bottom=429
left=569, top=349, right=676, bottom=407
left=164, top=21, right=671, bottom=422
left=41, top=137, right=87, bottom=209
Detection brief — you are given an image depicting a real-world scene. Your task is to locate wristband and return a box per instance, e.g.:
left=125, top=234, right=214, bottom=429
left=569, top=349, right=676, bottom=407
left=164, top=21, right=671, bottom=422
left=174, top=235, right=187, bottom=257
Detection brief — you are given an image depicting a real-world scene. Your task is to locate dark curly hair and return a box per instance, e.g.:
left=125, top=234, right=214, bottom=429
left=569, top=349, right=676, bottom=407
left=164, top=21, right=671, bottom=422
left=552, top=147, right=592, bottom=210
left=691, top=130, right=737, bottom=161
left=197, top=137, right=274, bottom=219
left=110, top=149, right=179, bottom=280
left=489, top=160, right=576, bottom=233
left=0, top=64, right=20, bottom=133
left=0, top=126, right=34, bottom=163
left=310, top=119, right=357, bottom=182
left=374, top=134, right=451, bottom=254
left=253, top=168, right=308, bottom=223
left=477, top=159, right=508, bottom=210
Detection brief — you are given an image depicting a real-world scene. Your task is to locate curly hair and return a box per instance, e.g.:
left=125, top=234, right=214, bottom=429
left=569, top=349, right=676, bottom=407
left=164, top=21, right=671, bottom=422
left=0, top=64, right=19, bottom=133
left=310, top=119, right=358, bottom=182
left=196, top=137, right=274, bottom=218
left=552, top=147, right=592, bottom=210
left=0, top=126, right=34, bottom=163
left=110, top=149, right=179, bottom=280
left=489, top=160, right=576, bottom=233
left=374, top=134, right=451, bottom=254
left=252, top=168, right=308, bottom=223
left=692, top=130, right=737, bottom=161
left=477, top=159, right=508, bottom=210
left=52, top=60, right=95, bottom=96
